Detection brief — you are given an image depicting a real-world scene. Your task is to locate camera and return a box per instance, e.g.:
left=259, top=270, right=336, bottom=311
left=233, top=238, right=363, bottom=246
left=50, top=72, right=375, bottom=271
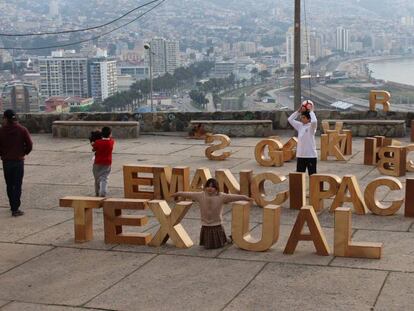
left=89, top=130, right=102, bottom=143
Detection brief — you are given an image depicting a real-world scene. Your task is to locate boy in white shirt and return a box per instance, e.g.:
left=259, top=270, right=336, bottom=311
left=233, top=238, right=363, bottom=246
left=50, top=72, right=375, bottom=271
left=288, top=100, right=318, bottom=175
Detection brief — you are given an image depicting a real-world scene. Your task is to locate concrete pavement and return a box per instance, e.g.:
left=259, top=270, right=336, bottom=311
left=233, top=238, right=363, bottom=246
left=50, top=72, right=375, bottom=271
left=0, top=132, right=413, bottom=310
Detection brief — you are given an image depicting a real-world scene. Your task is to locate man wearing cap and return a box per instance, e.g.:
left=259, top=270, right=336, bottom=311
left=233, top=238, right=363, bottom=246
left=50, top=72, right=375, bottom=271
left=0, top=110, right=33, bottom=216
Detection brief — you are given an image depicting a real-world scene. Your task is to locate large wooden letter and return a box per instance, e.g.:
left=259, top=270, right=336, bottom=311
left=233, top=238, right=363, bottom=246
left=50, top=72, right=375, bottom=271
left=123, top=165, right=167, bottom=199
left=205, top=134, right=231, bottom=161
left=254, top=139, right=283, bottom=167
left=289, top=172, right=306, bottom=210
left=103, top=198, right=152, bottom=245
left=334, top=207, right=382, bottom=259
left=364, top=177, right=403, bottom=216
left=405, top=179, right=414, bottom=218
left=309, top=174, right=341, bottom=212
left=370, top=90, right=390, bottom=112
left=405, top=144, right=414, bottom=172
left=330, top=175, right=367, bottom=215
left=148, top=200, right=193, bottom=248
left=250, top=173, right=288, bottom=207
left=216, top=169, right=240, bottom=194
left=232, top=202, right=280, bottom=252
left=284, top=206, right=330, bottom=256
left=282, top=137, right=298, bottom=161
left=411, top=120, right=414, bottom=142
left=59, top=196, right=104, bottom=243
left=364, top=138, right=378, bottom=165
left=320, top=132, right=346, bottom=161
left=377, top=146, right=406, bottom=177
left=240, top=170, right=253, bottom=197
left=190, top=168, right=212, bottom=192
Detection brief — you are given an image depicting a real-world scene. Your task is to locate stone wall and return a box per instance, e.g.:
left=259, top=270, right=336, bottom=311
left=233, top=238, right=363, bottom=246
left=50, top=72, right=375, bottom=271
left=16, top=110, right=414, bottom=135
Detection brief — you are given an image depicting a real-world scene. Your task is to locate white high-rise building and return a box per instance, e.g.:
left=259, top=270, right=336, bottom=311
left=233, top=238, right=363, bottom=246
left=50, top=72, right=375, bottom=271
left=145, top=38, right=180, bottom=76
left=49, top=0, right=59, bottom=17
left=286, top=27, right=311, bottom=65
left=336, top=27, right=350, bottom=52
left=165, top=40, right=180, bottom=74
left=39, top=50, right=88, bottom=98
left=88, top=57, right=118, bottom=103
left=310, top=32, right=324, bottom=61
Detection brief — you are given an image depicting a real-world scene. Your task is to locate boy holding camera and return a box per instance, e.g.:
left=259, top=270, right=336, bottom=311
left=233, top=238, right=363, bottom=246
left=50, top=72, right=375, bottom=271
left=91, top=127, right=114, bottom=197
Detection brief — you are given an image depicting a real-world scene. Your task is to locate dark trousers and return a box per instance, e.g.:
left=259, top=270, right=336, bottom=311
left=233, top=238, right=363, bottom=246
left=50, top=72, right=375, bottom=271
left=297, top=157, right=317, bottom=176
left=2, top=160, right=24, bottom=212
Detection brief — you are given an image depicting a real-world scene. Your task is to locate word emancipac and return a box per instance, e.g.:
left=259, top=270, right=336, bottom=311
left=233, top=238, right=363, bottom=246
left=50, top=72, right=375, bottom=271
left=119, top=164, right=414, bottom=258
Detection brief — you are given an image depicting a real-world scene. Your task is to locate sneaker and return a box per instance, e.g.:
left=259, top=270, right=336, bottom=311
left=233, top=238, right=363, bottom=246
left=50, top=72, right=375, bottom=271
left=12, top=210, right=24, bottom=217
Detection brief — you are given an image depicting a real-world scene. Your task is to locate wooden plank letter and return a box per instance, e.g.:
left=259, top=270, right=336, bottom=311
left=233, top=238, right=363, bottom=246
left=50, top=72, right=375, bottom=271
left=254, top=138, right=284, bottom=167
left=283, top=206, right=330, bottom=256
left=405, top=179, right=414, bottom=218
left=232, top=202, right=280, bottom=252
left=59, top=196, right=104, bottom=243
left=282, top=137, right=298, bottom=161
left=364, top=138, right=378, bottom=165
left=377, top=146, right=406, bottom=177
left=148, top=200, right=193, bottom=248
left=370, top=90, right=391, bottom=112
left=320, top=132, right=346, bottom=161
left=250, top=172, right=288, bottom=208
left=153, top=166, right=190, bottom=201
left=289, top=173, right=306, bottom=210
left=205, top=134, right=231, bottom=161
left=411, top=120, right=414, bottom=142
left=406, top=144, right=414, bottom=172
left=190, top=168, right=212, bottom=192
left=330, top=175, right=368, bottom=215
left=343, top=129, right=353, bottom=156
left=364, top=177, right=403, bottom=216
left=309, top=174, right=341, bottom=212
left=103, top=198, right=152, bottom=245
left=123, top=165, right=162, bottom=199
left=239, top=170, right=253, bottom=197
left=216, top=169, right=240, bottom=194
left=334, top=207, right=382, bottom=259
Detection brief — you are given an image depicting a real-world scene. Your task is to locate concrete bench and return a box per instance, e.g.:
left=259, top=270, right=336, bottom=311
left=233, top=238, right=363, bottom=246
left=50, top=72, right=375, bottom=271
left=52, top=121, right=139, bottom=139
left=190, top=120, right=273, bottom=137
left=324, top=119, right=406, bottom=137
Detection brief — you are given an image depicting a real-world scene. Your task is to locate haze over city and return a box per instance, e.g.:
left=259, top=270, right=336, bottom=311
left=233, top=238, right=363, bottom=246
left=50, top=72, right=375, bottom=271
left=1, top=0, right=414, bottom=113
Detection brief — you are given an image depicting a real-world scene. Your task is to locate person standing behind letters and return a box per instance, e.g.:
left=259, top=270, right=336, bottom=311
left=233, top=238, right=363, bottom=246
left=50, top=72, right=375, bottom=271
left=0, top=110, right=33, bottom=217
left=92, top=126, right=115, bottom=197
left=288, top=100, right=318, bottom=175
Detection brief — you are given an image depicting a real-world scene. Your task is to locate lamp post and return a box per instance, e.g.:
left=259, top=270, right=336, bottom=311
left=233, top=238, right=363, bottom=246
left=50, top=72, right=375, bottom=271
left=144, top=43, right=154, bottom=112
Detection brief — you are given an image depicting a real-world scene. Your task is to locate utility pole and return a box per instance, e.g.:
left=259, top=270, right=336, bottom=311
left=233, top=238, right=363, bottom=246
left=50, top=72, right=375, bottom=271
left=294, top=0, right=301, bottom=110
left=144, top=43, right=154, bottom=112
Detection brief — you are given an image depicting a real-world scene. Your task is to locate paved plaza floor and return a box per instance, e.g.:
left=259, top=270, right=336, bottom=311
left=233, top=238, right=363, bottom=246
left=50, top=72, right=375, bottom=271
left=0, top=131, right=414, bottom=311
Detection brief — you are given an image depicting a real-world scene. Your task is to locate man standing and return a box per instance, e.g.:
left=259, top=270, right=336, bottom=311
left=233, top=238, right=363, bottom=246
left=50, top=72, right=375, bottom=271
left=288, top=100, right=318, bottom=175
left=0, top=110, right=33, bottom=216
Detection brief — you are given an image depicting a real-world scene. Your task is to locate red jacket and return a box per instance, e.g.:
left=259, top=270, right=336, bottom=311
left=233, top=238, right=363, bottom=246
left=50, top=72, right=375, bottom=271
left=0, top=122, right=33, bottom=161
left=93, top=138, right=114, bottom=165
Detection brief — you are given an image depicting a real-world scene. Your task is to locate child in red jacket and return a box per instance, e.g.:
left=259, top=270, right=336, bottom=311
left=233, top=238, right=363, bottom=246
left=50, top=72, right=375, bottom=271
left=92, top=126, right=115, bottom=197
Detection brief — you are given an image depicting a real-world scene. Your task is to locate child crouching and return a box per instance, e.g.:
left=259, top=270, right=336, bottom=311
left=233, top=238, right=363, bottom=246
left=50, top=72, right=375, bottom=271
left=173, top=178, right=253, bottom=249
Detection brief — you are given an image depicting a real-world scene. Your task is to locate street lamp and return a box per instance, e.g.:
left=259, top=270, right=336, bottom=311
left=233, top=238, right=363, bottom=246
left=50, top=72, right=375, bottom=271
left=144, top=43, right=154, bottom=112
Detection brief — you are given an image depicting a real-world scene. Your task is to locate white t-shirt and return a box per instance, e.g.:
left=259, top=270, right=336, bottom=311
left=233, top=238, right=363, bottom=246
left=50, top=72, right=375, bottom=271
left=288, top=111, right=318, bottom=158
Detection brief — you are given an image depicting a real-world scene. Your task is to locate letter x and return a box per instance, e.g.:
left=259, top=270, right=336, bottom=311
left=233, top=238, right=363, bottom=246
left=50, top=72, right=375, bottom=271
left=148, top=200, right=193, bottom=248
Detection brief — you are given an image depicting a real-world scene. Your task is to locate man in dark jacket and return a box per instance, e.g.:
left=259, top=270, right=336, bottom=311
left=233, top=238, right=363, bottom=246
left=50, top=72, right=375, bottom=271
left=0, top=110, right=33, bottom=216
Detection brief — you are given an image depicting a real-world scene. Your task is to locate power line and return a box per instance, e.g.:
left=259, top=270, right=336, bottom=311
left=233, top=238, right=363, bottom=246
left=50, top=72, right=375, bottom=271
left=0, top=0, right=161, bottom=37
left=0, top=0, right=166, bottom=51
